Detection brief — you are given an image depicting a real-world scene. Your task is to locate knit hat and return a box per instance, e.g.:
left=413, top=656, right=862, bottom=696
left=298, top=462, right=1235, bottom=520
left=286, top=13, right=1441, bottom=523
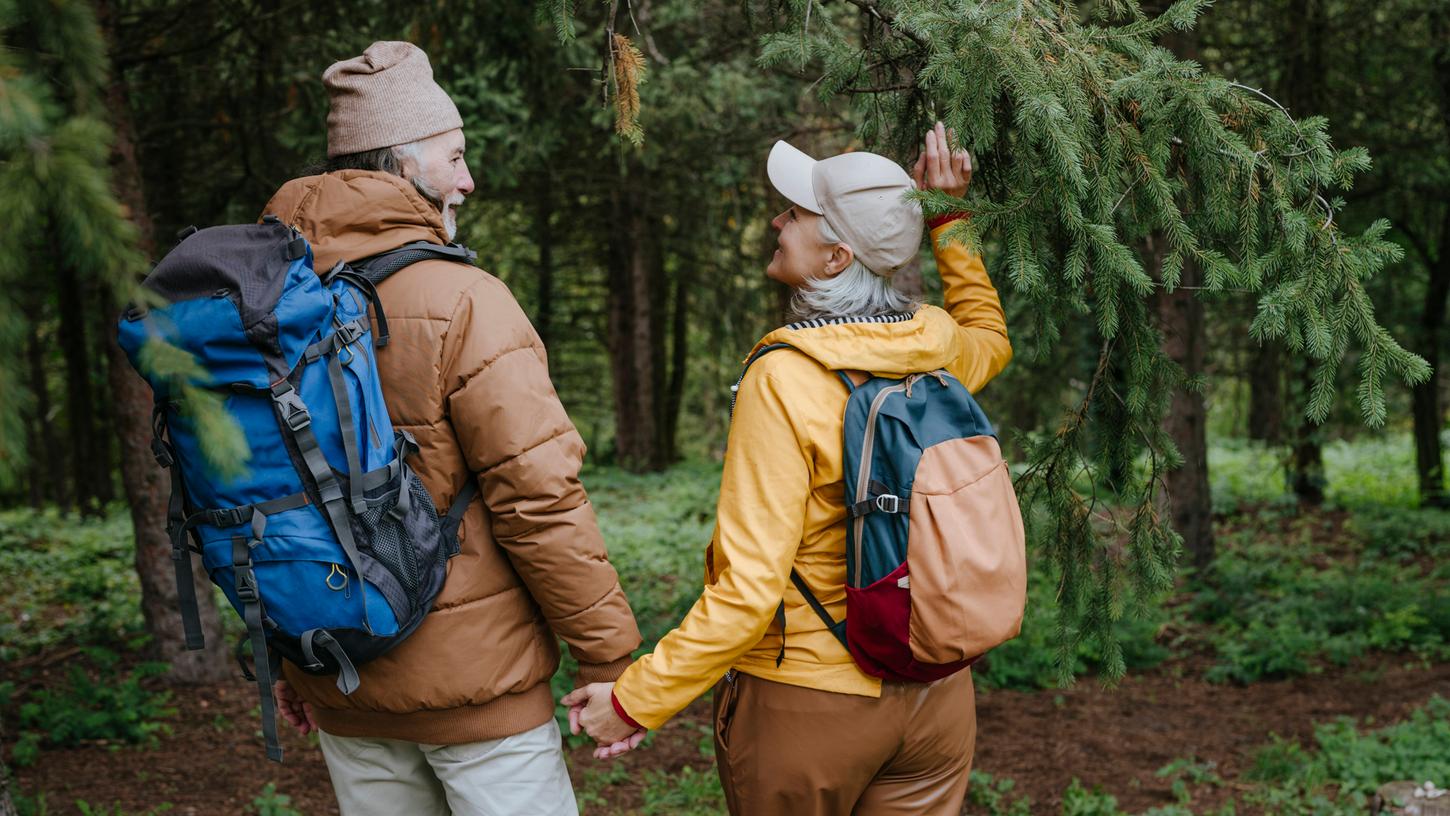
left=323, top=41, right=463, bottom=158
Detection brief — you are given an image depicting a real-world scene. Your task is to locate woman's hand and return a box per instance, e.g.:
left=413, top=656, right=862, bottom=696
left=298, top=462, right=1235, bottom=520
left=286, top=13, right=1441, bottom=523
left=561, top=682, right=648, bottom=759
left=912, top=120, right=972, bottom=198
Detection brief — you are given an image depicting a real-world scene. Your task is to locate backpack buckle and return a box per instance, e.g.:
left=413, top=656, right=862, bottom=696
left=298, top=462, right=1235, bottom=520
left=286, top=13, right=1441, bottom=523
left=151, top=438, right=173, bottom=469
left=270, top=383, right=312, bottom=432
left=335, top=320, right=364, bottom=348
left=209, top=507, right=249, bottom=528
left=875, top=494, right=901, bottom=514
left=235, top=570, right=259, bottom=604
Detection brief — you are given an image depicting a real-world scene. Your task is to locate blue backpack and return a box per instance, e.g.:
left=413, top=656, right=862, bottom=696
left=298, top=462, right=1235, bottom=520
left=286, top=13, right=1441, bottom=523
left=117, top=217, right=478, bottom=761
left=739, top=342, right=1027, bottom=683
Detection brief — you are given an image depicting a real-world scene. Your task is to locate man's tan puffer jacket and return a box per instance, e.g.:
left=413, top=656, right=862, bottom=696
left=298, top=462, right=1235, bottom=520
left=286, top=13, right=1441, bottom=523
left=263, top=170, right=641, bottom=744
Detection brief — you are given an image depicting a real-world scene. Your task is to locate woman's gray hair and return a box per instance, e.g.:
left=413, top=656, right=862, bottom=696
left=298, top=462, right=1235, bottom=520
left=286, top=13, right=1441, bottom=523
left=788, top=219, right=917, bottom=321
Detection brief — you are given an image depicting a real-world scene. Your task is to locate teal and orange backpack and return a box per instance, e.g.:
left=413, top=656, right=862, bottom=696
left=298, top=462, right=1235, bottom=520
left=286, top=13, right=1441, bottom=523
left=738, top=342, right=1027, bottom=682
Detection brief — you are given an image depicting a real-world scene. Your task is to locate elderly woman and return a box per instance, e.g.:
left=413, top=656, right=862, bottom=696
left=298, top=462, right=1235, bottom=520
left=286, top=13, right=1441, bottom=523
left=564, top=122, right=1012, bottom=815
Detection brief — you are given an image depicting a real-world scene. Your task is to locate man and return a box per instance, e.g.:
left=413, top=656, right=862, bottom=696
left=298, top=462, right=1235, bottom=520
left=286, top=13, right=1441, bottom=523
left=263, top=41, right=642, bottom=816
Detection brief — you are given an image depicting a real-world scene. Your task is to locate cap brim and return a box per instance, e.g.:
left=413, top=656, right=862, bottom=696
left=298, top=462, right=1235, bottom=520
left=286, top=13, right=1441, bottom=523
left=767, top=141, right=823, bottom=215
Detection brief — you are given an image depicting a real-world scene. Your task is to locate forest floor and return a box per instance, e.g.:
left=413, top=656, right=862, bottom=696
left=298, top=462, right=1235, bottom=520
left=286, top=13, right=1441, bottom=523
left=8, top=652, right=1448, bottom=815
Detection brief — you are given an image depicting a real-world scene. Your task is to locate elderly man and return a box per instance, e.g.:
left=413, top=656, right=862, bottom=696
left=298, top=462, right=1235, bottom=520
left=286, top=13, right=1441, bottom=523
left=263, top=41, right=642, bottom=816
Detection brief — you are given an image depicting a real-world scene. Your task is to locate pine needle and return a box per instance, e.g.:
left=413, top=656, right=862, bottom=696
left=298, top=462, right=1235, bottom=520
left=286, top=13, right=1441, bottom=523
left=611, top=33, right=646, bottom=146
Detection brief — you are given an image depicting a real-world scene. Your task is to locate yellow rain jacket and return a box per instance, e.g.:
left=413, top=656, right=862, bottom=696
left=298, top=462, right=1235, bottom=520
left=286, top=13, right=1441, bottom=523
left=612, top=222, right=1012, bottom=729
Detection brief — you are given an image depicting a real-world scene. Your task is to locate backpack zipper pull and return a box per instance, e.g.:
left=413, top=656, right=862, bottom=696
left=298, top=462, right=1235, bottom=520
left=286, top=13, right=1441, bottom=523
left=326, top=564, right=350, bottom=599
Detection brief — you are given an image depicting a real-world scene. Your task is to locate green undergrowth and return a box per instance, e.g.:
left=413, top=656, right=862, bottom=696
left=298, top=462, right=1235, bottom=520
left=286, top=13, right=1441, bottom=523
left=1192, top=507, right=1450, bottom=684
left=2, top=647, right=176, bottom=767
left=966, top=696, right=1450, bottom=814
left=1209, top=433, right=1428, bottom=512
left=0, top=506, right=143, bottom=659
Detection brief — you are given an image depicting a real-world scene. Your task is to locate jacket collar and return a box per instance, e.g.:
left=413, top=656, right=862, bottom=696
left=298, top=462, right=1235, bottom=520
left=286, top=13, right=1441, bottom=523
left=260, top=170, right=450, bottom=271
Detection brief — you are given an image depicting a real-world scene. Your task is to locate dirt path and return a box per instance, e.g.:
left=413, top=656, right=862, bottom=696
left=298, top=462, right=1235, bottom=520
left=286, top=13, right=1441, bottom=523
left=9, top=657, right=1448, bottom=814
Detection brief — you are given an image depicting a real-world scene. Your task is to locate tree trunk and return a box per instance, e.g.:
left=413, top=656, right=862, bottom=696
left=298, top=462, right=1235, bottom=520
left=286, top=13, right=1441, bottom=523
left=1151, top=237, right=1215, bottom=569
left=1282, top=0, right=1328, bottom=504
left=99, top=0, right=229, bottom=681
left=108, top=340, right=229, bottom=680
left=1155, top=19, right=1214, bottom=569
left=1413, top=15, right=1450, bottom=509
left=56, top=254, right=98, bottom=516
left=1246, top=341, right=1283, bottom=444
left=26, top=326, right=63, bottom=509
left=91, top=284, right=118, bottom=506
left=1411, top=207, right=1450, bottom=508
left=0, top=711, right=18, bottom=816
left=1290, top=358, right=1327, bottom=505
left=605, top=181, right=669, bottom=472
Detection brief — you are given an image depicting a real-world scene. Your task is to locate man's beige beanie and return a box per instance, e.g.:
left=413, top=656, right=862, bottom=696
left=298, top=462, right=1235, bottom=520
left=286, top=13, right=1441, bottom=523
left=323, top=41, right=463, bottom=158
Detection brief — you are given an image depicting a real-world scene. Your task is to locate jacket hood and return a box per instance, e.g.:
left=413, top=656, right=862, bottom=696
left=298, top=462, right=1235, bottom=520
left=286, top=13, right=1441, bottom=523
left=260, top=170, right=450, bottom=270
left=750, top=305, right=963, bottom=376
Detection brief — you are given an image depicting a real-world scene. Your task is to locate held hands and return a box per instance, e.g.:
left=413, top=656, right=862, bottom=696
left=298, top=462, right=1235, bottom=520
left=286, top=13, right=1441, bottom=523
left=912, top=120, right=973, bottom=199
left=560, top=682, right=647, bottom=760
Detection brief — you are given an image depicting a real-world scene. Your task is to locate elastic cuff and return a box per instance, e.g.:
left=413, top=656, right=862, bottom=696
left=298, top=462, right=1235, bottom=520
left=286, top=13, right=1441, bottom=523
left=576, top=655, right=635, bottom=685
left=927, top=212, right=969, bottom=231
left=611, top=691, right=644, bottom=730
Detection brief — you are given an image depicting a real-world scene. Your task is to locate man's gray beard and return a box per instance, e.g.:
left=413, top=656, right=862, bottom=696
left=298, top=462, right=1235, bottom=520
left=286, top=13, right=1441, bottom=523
left=411, top=175, right=460, bottom=241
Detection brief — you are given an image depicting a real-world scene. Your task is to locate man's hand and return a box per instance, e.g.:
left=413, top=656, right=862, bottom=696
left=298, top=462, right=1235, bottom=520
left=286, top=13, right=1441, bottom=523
left=913, top=120, right=973, bottom=198
left=561, top=682, right=647, bottom=760
left=273, top=679, right=317, bottom=736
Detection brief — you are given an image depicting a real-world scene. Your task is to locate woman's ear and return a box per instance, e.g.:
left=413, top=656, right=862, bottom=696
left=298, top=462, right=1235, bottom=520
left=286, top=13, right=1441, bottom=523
left=822, top=243, right=855, bottom=279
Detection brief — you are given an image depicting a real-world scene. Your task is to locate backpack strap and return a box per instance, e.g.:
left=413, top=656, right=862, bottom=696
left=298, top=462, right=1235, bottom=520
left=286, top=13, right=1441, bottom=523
left=773, top=569, right=849, bottom=666
left=230, top=508, right=285, bottom=762
left=792, top=570, right=848, bottom=647
left=730, top=342, right=795, bottom=418
left=269, top=379, right=375, bottom=636
left=731, top=343, right=861, bottom=417
left=151, top=404, right=206, bottom=652
left=439, top=479, right=479, bottom=548
left=353, top=241, right=477, bottom=286
left=323, top=264, right=390, bottom=347
left=736, top=343, right=861, bottom=666
left=325, top=242, right=475, bottom=352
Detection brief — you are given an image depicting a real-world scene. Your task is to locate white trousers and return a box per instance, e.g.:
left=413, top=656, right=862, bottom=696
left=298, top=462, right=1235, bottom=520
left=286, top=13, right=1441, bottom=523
left=318, top=720, right=578, bottom=816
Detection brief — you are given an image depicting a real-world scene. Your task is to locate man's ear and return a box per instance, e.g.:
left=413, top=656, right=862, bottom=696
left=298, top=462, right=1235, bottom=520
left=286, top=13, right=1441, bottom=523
left=822, top=243, right=855, bottom=278
left=392, top=145, right=415, bottom=179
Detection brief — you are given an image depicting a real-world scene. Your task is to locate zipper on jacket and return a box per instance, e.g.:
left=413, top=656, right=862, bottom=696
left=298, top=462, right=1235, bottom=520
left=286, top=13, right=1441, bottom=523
left=853, top=380, right=911, bottom=587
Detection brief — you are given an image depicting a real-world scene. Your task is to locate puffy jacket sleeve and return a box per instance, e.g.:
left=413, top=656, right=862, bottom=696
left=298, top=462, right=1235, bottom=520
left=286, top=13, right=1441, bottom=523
left=441, top=277, right=642, bottom=683
left=934, top=220, right=1013, bottom=392
left=611, top=361, right=810, bottom=729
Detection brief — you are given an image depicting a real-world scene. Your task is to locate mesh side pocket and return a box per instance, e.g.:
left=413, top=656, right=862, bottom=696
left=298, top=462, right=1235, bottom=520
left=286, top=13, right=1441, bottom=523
left=347, top=451, right=451, bottom=631
left=354, top=479, right=431, bottom=597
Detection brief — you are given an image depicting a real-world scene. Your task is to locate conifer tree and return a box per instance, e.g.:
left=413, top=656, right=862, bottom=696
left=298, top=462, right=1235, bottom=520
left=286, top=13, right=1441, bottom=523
left=738, top=0, right=1429, bottom=677
left=1, top=0, right=243, bottom=678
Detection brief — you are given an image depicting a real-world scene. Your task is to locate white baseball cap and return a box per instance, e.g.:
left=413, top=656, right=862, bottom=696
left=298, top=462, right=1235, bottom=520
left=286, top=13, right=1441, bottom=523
left=767, top=141, right=924, bottom=277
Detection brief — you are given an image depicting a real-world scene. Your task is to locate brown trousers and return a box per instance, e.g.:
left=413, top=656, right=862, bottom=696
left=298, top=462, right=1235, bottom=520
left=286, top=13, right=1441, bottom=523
left=713, top=669, right=976, bottom=815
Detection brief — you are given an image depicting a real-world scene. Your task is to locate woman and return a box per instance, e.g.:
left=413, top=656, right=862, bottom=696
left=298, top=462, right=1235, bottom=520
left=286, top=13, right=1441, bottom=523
left=563, top=122, right=1012, bottom=815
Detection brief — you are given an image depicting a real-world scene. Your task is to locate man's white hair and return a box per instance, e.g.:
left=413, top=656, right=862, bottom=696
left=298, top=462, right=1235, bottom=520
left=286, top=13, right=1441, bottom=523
left=788, top=219, right=917, bottom=321
left=391, top=140, right=459, bottom=240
